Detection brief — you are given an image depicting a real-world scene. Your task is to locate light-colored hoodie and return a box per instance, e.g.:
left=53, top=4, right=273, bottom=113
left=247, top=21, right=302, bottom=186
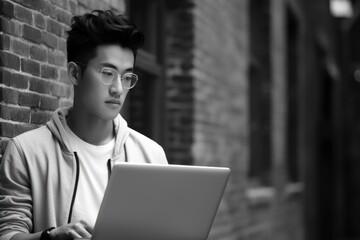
left=0, top=108, right=168, bottom=240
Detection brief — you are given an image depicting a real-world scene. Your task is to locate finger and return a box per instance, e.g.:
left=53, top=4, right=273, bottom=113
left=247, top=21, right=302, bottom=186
left=79, top=220, right=94, bottom=234
left=73, top=224, right=92, bottom=238
left=69, top=230, right=82, bottom=240
left=79, top=228, right=91, bottom=239
left=83, top=224, right=93, bottom=235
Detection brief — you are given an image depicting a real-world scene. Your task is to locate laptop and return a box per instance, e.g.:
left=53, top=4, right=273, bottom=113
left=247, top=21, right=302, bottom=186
left=89, top=162, right=231, bottom=240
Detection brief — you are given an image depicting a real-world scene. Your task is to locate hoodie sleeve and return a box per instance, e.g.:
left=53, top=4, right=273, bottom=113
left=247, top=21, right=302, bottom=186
left=0, top=140, right=33, bottom=240
left=157, top=146, right=168, bottom=165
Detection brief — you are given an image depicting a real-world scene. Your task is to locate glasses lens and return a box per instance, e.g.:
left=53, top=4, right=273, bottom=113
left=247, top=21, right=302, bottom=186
left=122, top=73, right=138, bottom=89
left=101, top=68, right=117, bottom=85
left=100, top=68, right=138, bottom=88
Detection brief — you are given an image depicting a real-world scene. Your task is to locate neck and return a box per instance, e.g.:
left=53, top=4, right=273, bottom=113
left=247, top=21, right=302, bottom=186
left=67, top=108, right=115, bottom=146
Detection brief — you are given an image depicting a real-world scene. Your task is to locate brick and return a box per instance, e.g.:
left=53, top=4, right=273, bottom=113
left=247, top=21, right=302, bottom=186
left=59, top=38, right=66, bottom=53
left=0, top=1, right=15, bottom=19
left=0, top=34, right=11, bottom=50
left=14, top=4, right=33, bottom=23
left=41, top=64, right=58, bottom=79
left=59, top=98, right=72, bottom=108
left=48, top=49, right=66, bottom=66
left=40, top=95, right=59, bottom=111
left=51, top=82, right=71, bottom=97
left=41, top=3, right=57, bottom=19
left=30, top=44, right=47, bottom=61
left=34, top=13, right=45, bottom=29
left=0, top=68, right=12, bottom=86
left=20, top=0, right=45, bottom=11
left=30, top=110, right=52, bottom=124
left=18, top=91, right=40, bottom=108
left=0, top=70, right=28, bottom=89
left=21, top=58, right=40, bottom=76
left=11, top=73, right=29, bottom=89
left=46, top=18, right=63, bottom=37
left=0, top=121, right=15, bottom=138
left=29, top=77, right=51, bottom=94
left=49, top=0, right=67, bottom=9
left=0, top=51, right=21, bottom=70
left=69, top=0, right=78, bottom=15
left=0, top=87, right=19, bottom=104
left=0, top=104, right=30, bottom=122
left=22, top=24, right=42, bottom=44
left=11, top=38, right=30, bottom=57
left=42, top=31, right=58, bottom=49
left=56, top=8, right=72, bottom=25
left=0, top=17, right=21, bottom=37
left=59, top=69, right=69, bottom=83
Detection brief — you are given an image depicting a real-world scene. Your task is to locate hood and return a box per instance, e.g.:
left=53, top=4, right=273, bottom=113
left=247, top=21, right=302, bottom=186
left=46, top=107, right=129, bottom=159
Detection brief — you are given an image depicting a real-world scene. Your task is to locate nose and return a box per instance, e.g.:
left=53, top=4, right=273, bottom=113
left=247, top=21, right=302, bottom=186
left=109, top=75, right=124, bottom=96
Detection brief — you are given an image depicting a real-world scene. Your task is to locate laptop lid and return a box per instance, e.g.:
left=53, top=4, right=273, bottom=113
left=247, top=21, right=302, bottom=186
left=91, top=163, right=231, bottom=240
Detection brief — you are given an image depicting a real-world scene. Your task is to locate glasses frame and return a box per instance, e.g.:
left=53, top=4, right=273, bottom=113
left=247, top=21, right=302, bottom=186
left=74, top=62, right=139, bottom=89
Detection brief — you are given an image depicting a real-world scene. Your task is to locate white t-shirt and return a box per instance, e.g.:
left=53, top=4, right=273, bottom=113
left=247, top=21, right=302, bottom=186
left=64, top=122, right=115, bottom=227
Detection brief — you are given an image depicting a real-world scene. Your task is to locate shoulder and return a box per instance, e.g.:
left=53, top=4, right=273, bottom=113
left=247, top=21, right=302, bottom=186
left=12, top=125, right=53, bottom=148
left=126, top=128, right=168, bottom=164
left=5, top=125, right=56, bottom=161
left=1, top=126, right=52, bottom=177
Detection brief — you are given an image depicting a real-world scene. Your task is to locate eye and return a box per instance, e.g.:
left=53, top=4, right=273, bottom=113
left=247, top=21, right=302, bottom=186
left=122, top=74, right=133, bottom=82
left=102, top=69, right=114, bottom=78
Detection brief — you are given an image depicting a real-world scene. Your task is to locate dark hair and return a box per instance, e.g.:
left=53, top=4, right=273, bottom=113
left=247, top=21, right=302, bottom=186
left=66, top=10, right=144, bottom=66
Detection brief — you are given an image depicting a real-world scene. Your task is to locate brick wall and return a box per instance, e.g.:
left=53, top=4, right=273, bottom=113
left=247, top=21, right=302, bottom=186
left=0, top=0, right=126, bottom=156
left=164, top=0, right=305, bottom=239
left=191, top=1, right=250, bottom=238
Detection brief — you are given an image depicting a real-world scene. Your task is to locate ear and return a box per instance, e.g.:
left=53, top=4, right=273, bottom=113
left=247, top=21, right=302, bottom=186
left=67, top=62, right=80, bottom=85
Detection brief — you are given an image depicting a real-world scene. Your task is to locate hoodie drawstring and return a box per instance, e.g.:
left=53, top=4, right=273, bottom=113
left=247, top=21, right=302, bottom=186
left=107, top=159, right=112, bottom=179
left=68, top=152, right=80, bottom=223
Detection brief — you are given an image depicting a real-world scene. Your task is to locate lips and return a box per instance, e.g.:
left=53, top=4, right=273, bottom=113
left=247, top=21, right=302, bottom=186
left=105, top=99, right=121, bottom=105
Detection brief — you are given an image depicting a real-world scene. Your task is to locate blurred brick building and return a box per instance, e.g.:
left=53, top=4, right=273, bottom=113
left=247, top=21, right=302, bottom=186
left=2, top=0, right=360, bottom=239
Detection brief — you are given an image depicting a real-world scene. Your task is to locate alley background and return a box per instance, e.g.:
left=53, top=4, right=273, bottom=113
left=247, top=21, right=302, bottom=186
left=1, top=0, right=360, bottom=239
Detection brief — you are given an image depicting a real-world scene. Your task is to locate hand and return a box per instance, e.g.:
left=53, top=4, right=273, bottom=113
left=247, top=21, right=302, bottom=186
left=48, top=220, right=93, bottom=240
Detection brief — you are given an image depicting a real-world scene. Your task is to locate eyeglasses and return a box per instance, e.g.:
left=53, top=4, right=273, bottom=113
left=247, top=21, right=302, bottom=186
left=75, top=62, right=138, bottom=89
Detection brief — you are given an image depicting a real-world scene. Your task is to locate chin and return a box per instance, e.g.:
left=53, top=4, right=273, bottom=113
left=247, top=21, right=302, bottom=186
left=99, top=111, right=120, bottom=121
left=100, top=105, right=122, bottom=119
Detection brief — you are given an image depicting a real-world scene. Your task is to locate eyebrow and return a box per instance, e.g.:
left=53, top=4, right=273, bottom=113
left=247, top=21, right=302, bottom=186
left=100, top=63, right=134, bottom=73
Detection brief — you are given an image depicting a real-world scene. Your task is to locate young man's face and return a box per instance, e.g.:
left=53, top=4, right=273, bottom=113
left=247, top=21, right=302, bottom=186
left=76, top=44, right=134, bottom=120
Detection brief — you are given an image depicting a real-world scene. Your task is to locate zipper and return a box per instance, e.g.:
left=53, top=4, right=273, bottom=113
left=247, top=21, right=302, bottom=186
left=67, top=151, right=80, bottom=223
left=107, top=159, right=112, bottom=179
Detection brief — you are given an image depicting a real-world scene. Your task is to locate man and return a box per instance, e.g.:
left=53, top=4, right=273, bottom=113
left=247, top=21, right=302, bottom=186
left=0, top=10, right=167, bottom=240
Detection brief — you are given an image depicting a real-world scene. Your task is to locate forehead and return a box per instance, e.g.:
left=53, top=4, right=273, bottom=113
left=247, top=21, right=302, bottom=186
left=89, top=44, right=135, bottom=70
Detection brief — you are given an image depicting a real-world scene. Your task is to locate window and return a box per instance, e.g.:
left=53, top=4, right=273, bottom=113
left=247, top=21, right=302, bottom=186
left=124, top=0, right=166, bottom=145
left=248, top=0, right=272, bottom=186
left=286, top=7, right=300, bottom=182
